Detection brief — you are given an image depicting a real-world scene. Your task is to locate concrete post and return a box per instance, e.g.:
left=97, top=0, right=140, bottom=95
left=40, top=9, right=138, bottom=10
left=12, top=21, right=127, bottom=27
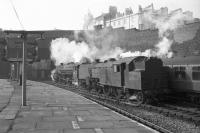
left=22, top=34, right=27, bottom=106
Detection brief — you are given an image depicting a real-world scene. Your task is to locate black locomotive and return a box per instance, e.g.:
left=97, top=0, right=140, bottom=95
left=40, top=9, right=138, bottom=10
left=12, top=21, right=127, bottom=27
left=53, top=56, right=169, bottom=105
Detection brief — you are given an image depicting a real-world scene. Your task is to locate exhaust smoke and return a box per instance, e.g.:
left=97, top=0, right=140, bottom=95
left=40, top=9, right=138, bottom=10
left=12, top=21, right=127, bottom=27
left=50, top=8, right=195, bottom=67
left=120, top=8, right=194, bottom=58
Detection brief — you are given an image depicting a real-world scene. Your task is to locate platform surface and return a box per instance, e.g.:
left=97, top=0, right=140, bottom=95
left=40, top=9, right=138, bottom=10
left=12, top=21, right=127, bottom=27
left=0, top=80, right=158, bottom=133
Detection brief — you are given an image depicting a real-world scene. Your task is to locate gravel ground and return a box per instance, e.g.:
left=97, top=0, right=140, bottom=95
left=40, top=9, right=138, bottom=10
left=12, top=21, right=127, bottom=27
left=121, top=104, right=200, bottom=133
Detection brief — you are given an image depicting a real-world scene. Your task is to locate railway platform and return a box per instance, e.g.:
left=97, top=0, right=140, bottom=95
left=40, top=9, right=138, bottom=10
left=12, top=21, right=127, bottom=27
left=0, top=79, right=158, bottom=133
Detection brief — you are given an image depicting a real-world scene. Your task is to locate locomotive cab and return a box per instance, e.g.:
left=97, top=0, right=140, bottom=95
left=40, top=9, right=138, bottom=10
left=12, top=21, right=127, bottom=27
left=124, top=56, right=169, bottom=104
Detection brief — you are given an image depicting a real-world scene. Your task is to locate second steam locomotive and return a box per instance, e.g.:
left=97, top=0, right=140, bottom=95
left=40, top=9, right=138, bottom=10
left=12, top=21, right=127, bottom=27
left=53, top=56, right=169, bottom=105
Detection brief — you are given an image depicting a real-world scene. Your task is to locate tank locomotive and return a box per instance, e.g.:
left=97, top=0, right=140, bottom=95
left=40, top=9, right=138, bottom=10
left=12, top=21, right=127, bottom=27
left=53, top=63, right=75, bottom=84
left=53, top=56, right=169, bottom=104
left=90, top=56, right=169, bottom=104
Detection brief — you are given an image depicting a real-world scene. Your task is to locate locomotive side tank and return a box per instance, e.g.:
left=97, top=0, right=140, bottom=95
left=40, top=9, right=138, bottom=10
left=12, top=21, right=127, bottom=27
left=78, top=63, right=94, bottom=88
left=91, top=56, right=169, bottom=104
left=97, top=61, right=120, bottom=87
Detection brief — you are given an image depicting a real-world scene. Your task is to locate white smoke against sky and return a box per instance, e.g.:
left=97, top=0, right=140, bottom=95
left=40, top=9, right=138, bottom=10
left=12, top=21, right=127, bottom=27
left=50, top=8, right=195, bottom=66
left=83, top=11, right=94, bottom=30
left=50, top=37, right=123, bottom=66
left=50, top=11, right=125, bottom=66
left=50, top=38, right=95, bottom=66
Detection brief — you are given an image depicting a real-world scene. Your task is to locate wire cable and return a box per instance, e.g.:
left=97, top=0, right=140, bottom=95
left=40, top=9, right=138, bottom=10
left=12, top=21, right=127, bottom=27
left=9, top=0, right=25, bottom=30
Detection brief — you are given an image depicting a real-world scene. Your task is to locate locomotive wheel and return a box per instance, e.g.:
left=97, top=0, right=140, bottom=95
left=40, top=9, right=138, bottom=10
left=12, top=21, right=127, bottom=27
left=113, top=88, right=122, bottom=99
left=136, top=92, right=144, bottom=104
left=129, top=92, right=144, bottom=106
left=103, top=87, right=110, bottom=97
left=97, top=86, right=102, bottom=95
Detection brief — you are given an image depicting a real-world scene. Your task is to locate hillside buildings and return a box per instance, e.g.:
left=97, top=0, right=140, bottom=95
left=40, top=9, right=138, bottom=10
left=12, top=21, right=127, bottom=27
left=90, top=4, right=198, bottom=30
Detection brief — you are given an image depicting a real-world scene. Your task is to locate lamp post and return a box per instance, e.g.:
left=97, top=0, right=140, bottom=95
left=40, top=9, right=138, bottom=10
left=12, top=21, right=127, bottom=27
left=21, top=34, right=27, bottom=106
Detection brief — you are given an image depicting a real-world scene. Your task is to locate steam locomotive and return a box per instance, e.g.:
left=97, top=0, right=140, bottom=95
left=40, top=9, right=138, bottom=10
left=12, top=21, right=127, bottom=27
left=52, top=63, right=75, bottom=84
left=53, top=56, right=169, bottom=105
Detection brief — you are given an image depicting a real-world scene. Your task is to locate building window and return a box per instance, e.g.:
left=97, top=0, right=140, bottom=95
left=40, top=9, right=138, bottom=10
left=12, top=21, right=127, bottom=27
left=114, top=65, right=120, bottom=72
left=192, top=66, right=200, bottom=80
left=173, top=66, right=186, bottom=80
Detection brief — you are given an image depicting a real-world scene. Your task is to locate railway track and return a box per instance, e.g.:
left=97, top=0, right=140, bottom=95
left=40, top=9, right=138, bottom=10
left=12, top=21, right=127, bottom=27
left=85, top=95, right=172, bottom=133
left=161, top=104, right=200, bottom=123
left=43, top=81, right=200, bottom=133
left=58, top=82, right=200, bottom=124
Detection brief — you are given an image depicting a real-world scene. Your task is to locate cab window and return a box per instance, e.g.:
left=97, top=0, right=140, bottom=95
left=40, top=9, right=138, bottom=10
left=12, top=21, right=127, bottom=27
left=113, top=65, right=120, bottom=72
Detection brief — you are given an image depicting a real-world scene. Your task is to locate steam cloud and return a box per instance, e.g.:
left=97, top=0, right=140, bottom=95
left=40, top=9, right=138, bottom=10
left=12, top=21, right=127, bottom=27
left=121, top=9, right=194, bottom=58
left=50, top=8, right=195, bottom=66
left=50, top=32, right=123, bottom=66
left=83, top=11, right=94, bottom=30
left=50, top=38, right=93, bottom=65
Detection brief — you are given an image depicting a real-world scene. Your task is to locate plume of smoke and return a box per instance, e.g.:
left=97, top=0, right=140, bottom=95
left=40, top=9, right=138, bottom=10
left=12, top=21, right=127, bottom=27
left=155, top=37, right=173, bottom=58
left=49, top=11, right=124, bottom=65
left=100, top=47, right=123, bottom=61
left=120, top=36, right=173, bottom=58
left=50, top=38, right=95, bottom=66
left=50, top=8, right=194, bottom=67
left=121, top=9, right=194, bottom=58
left=145, top=10, right=193, bottom=37
left=50, top=36, right=124, bottom=65
left=120, top=49, right=152, bottom=58
left=145, top=10, right=193, bottom=55
left=83, top=11, right=94, bottom=30
left=120, top=37, right=173, bottom=58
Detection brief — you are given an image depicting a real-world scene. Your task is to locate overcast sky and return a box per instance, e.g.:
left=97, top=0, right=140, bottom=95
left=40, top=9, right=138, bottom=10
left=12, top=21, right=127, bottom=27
left=0, top=0, right=200, bottom=30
